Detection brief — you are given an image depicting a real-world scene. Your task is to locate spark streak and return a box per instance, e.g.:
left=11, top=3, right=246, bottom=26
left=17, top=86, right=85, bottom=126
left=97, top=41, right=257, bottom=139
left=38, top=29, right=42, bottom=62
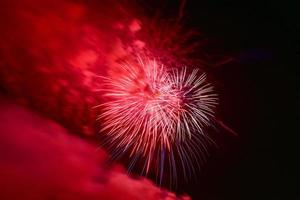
left=96, top=55, right=218, bottom=184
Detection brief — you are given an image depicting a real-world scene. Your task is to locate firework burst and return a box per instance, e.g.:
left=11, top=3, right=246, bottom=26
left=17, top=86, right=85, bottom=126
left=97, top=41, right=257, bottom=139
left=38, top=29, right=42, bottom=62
left=96, top=55, right=218, bottom=184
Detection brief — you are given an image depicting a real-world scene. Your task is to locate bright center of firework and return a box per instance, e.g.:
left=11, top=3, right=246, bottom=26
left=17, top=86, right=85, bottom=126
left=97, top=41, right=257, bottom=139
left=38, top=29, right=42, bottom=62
left=98, top=56, right=218, bottom=176
left=139, top=82, right=159, bottom=99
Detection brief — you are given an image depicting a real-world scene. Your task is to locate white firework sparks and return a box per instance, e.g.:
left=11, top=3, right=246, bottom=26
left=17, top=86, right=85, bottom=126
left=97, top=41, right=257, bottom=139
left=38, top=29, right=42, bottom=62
left=96, top=56, right=218, bottom=184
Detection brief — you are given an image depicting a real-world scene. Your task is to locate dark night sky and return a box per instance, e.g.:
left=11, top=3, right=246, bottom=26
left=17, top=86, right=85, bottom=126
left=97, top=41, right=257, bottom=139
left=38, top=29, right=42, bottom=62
left=179, top=0, right=297, bottom=199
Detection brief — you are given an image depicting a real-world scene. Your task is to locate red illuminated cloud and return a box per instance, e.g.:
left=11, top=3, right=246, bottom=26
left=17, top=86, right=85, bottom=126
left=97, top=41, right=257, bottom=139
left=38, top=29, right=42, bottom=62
left=0, top=0, right=144, bottom=135
left=0, top=0, right=201, bottom=136
left=0, top=1, right=198, bottom=198
left=0, top=97, right=189, bottom=200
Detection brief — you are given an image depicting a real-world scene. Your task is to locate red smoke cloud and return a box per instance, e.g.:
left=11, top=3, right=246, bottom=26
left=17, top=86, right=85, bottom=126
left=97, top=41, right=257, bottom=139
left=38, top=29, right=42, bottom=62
left=0, top=0, right=194, bottom=198
left=0, top=0, right=145, bottom=135
left=0, top=0, right=201, bottom=136
left=0, top=97, right=189, bottom=200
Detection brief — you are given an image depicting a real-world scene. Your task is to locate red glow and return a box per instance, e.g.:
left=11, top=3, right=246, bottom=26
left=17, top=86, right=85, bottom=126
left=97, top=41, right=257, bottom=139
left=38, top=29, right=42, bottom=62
left=0, top=97, right=190, bottom=199
left=0, top=0, right=228, bottom=197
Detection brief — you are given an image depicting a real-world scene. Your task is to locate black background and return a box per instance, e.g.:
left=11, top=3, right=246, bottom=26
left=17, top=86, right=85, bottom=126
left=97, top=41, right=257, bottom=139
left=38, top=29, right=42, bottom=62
left=163, top=0, right=297, bottom=199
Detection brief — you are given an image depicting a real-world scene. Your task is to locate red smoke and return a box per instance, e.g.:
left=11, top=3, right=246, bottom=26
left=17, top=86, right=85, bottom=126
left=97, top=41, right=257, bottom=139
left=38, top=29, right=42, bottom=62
left=0, top=97, right=190, bottom=200
left=0, top=0, right=201, bottom=135
left=0, top=0, right=146, bottom=135
left=0, top=0, right=196, bottom=198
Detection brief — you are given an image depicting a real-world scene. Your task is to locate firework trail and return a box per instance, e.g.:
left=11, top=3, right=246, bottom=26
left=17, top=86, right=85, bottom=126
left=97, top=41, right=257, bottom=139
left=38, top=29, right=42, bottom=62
left=96, top=55, right=218, bottom=184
